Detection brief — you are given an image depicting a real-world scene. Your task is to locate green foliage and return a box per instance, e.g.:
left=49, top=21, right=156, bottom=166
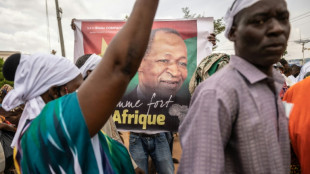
left=124, top=15, right=129, bottom=21
left=213, top=18, right=225, bottom=36
left=0, top=58, right=14, bottom=88
left=283, top=50, right=288, bottom=57
left=182, top=7, right=191, bottom=18
left=182, top=7, right=203, bottom=19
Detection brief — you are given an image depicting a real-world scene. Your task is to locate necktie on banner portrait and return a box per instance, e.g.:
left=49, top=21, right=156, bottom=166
left=73, top=18, right=213, bottom=133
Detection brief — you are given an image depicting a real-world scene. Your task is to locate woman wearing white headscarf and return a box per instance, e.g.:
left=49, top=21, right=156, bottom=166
left=2, top=0, right=159, bottom=173
left=3, top=53, right=82, bottom=148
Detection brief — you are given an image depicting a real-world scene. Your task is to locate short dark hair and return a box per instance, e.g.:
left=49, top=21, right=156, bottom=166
left=145, top=28, right=182, bottom=56
left=3, top=53, right=21, bottom=81
left=75, top=54, right=93, bottom=68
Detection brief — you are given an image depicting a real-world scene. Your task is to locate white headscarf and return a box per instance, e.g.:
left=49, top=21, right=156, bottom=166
left=224, top=0, right=261, bottom=38
left=297, top=61, right=310, bottom=82
left=79, top=54, right=102, bottom=78
left=2, top=53, right=81, bottom=148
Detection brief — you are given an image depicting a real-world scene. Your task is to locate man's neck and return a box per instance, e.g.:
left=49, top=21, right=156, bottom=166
left=234, top=52, right=277, bottom=77
left=254, top=64, right=274, bottom=77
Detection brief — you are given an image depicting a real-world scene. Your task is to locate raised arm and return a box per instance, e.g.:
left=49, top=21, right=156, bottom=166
left=78, top=0, right=159, bottom=136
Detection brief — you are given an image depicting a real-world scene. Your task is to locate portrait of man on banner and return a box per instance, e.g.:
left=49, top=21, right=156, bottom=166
left=73, top=18, right=213, bottom=132
left=136, top=28, right=188, bottom=99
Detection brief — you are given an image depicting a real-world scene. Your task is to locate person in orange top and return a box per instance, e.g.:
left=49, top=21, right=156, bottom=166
left=283, top=77, right=310, bottom=174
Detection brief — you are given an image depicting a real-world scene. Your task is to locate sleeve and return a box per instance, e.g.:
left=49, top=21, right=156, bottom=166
left=178, top=88, right=233, bottom=174
left=283, top=82, right=310, bottom=174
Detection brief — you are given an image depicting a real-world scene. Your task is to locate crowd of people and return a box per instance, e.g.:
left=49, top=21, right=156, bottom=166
left=0, top=0, right=309, bottom=173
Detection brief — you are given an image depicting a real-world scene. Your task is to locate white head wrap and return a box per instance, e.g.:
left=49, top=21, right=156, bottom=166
left=297, top=61, right=310, bottom=82
left=79, top=54, right=102, bottom=78
left=2, top=53, right=81, bottom=148
left=224, top=0, right=261, bottom=38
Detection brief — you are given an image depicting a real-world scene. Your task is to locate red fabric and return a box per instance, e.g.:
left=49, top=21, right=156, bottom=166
left=81, top=20, right=197, bottom=55
left=283, top=78, right=310, bottom=174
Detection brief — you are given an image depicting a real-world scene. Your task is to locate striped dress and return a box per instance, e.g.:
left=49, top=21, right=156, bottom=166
left=14, top=92, right=134, bottom=174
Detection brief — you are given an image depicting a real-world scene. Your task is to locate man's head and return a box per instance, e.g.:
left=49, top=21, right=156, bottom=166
left=226, top=0, right=290, bottom=71
left=138, top=28, right=187, bottom=98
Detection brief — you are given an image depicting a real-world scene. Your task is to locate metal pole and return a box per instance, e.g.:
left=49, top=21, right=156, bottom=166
left=55, top=0, right=66, bottom=57
left=302, top=43, right=305, bottom=65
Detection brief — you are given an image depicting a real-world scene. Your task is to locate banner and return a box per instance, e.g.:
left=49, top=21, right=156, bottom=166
left=73, top=18, right=213, bottom=133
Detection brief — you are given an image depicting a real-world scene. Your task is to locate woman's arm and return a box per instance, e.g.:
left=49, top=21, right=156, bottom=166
left=78, top=0, right=159, bottom=137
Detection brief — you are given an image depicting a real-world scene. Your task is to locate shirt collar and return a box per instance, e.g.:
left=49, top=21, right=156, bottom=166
left=229, top=55, right=284, bottom=85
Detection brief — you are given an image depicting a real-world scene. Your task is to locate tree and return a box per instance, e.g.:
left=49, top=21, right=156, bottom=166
left=182, top=7, right=203, bottom=19
left=213, top=18, right=225, bottom=36
left=182, top=7, right=226, bottom=49
left=283, top=50, right=288, bottom=57
left=0, top=58, right=14, bottom=88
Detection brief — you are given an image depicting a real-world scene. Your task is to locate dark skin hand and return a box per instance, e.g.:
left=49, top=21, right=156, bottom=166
left=135, top=167, right=145, bottom=174
left=0, top=123, right=16, bottom=132
left=208, top=33, right=216, bottom=46
left=71, top=18, right=76, bottom=30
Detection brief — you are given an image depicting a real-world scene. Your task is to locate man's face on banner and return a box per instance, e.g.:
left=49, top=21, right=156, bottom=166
left=138, top=30, right=188, bottom=98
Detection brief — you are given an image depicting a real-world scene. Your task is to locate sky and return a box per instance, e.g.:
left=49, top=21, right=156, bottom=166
left=0, top=0, right=310, bottom=62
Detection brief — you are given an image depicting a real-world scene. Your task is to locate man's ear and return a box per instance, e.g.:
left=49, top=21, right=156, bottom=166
left=228, top=26, right=237, bottom=42
left=48, top=86, right=61, bottom=99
